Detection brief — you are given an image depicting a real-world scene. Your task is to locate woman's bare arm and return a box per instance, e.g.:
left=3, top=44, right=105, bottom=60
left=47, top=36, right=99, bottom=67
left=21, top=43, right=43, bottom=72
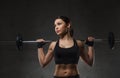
left=77, top=40, right=94, bottom=67
left=38, top=42, right=56, bottom=68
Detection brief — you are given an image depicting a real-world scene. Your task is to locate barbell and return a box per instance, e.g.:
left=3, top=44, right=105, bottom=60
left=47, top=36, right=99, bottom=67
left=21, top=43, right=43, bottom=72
left=16, top=34, right=51, bottom=50
left=15, top=32, right=115, bottom=51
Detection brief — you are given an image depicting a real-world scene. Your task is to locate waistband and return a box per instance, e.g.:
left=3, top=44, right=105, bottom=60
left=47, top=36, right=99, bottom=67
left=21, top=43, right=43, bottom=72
left=53, top=74, right=80, bottom=78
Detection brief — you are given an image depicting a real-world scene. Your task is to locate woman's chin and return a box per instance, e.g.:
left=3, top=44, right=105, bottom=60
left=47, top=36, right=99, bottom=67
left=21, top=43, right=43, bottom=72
left=56, top=33, right=61, bottom=35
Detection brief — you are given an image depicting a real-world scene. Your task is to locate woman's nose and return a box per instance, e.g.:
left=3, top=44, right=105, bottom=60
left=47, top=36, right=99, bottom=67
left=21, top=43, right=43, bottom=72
left=55, top=26, right=58, bottom=29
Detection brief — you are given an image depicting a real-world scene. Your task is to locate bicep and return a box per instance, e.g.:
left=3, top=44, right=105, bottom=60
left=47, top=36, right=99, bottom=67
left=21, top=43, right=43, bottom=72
left=45, top=47, right=54, bottom=60
left=44, top=42, right=55, bottom=63
left=77, top=40, right=88, bottom=61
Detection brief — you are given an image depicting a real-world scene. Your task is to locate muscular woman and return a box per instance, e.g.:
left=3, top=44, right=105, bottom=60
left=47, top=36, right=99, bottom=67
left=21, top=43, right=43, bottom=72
left=37, top=16, right=94, bottom=78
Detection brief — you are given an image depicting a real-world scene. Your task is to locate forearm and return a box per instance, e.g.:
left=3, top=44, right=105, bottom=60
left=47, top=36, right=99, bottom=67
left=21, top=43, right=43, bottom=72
left=38, top=48, right=46, bottom=67
left=87, top=46, right=94, bottom=66
left=84, top=36, right=95, bottom=66
left=88, top=46, right=94, bottom=60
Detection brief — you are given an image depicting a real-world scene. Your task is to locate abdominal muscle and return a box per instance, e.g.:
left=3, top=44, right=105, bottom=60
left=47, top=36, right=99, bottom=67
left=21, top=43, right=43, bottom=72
left=54, top=64, right=80, bottom=77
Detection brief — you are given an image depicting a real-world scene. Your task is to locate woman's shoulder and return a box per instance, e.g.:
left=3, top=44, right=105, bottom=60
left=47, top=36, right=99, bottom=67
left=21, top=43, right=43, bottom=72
left=76, top=39, right=82, bottom=43
left=76, top=39, right=84, bottom=47
left=49, top=41, right=57, bottom=49
left=50, top=41, right=57, bottom=45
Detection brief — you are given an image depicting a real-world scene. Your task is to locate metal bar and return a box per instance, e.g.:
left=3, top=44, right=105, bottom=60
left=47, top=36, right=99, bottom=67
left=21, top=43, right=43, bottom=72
left=95, top=39, right=107, bottom=42
left=0, top=38, right=119, bottom=44
left=94, top=39, right=103, bottom=42
left=0, top=41, right=15, bottom=42
left=115, top=41, right=120, bottom=42
left=81, top=39, right=107, bottom=42
left=23, top=40, right=52, bottom=43
left=0, top=41, right=15, bottom=46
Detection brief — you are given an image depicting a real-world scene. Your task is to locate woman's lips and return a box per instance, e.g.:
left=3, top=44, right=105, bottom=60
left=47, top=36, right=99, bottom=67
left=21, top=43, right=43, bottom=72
left=56, top=30, right=60, bottom=33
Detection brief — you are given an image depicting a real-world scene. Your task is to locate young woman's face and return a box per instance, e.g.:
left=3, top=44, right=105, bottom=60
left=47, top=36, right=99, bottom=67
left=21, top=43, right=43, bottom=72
left=54, top=18, right=69, bottom=36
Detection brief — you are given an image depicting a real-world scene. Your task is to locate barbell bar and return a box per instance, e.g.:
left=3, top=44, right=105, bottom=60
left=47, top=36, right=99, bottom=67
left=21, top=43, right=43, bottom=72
left=15, top=32, right=115, bottom=51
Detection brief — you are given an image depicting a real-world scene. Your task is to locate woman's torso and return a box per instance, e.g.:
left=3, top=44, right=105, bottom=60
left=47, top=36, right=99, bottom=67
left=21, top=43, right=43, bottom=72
left=52, top=39, right=80, bottom=77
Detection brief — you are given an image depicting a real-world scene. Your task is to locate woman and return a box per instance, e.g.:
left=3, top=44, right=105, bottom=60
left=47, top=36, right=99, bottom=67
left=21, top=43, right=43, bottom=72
left=37, top=16, right=94, bottom=78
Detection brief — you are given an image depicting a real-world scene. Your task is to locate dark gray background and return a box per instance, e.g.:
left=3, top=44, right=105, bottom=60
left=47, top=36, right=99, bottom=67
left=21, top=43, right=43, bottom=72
left=0, top=0, right=120, bottom=78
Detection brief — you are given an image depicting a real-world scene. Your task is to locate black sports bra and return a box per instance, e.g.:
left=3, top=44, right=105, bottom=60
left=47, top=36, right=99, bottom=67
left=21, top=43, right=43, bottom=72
left=54, top=39, right=80, bottom=64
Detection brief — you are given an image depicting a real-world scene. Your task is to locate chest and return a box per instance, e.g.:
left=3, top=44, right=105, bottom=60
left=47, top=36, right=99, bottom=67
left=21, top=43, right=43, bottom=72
left=54, top=45, right=80, bottom=58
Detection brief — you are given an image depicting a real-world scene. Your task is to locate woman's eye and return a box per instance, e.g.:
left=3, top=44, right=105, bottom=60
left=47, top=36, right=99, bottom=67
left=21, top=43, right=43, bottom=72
left=57, top=23, right=62, bottom=25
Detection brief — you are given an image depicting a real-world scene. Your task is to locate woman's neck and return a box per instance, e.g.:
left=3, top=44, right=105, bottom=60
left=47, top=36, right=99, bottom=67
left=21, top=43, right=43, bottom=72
left=59, top=34, right=73, bottom=40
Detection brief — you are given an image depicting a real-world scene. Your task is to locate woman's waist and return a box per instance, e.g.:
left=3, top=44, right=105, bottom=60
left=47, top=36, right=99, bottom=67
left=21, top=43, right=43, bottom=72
left=53, top=74, right=80, bottom=78
left=54, top=64, right=79, bottom=77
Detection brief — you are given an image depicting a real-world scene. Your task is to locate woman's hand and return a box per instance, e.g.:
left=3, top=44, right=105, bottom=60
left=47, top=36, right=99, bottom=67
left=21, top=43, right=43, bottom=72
left=36, top=39, right=45, bottom=42
left=36, top=39, right=46, bottom=48
left=87, top=36, right=95, bottom=42
left=85, top=36, right=95, bottom=46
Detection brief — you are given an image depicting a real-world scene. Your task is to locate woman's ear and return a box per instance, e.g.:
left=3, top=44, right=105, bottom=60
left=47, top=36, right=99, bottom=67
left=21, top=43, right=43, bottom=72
left=67, top=23, right=71, bottom=29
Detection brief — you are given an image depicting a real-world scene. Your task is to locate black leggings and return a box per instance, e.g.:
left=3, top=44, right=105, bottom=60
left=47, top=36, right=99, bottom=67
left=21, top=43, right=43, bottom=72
left=54, top=74, right=80, bottom=78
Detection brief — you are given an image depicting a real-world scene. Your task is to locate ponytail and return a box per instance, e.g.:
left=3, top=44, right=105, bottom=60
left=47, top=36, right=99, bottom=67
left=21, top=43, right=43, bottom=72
left=69, top=28, right=74, bottom=37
